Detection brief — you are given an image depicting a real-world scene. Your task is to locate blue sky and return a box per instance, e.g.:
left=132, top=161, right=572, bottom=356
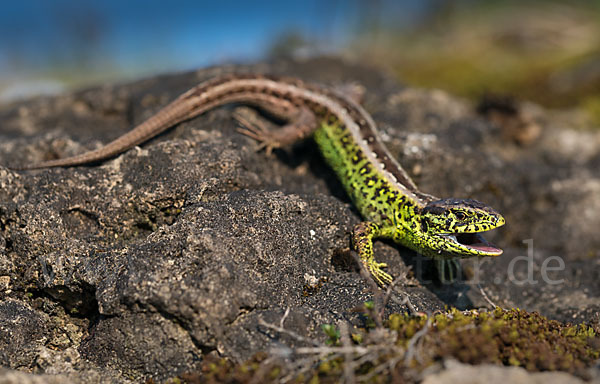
left=0, top=0, right=428, bottom=83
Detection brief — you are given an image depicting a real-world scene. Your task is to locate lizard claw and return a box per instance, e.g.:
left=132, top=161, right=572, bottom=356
left=234, top=108, right=281, bottom=155
left=366, top=260, right=393, bottom=286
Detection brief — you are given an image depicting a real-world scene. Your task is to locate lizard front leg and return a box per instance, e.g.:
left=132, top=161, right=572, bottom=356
left=352, top=221, right=393, bottom=286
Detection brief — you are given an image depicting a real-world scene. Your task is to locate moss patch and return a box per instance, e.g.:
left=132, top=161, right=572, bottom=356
left=389, top=307, right=598, bottom=373
left=175, top=308, right=599, bottom=383
left=350, top=2, right=600, bottom=126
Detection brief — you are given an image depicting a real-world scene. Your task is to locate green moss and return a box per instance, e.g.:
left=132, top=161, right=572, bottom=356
left=177, top=308, right=599, bottom=383
left=352, top=1, right=600, bottom=121
left=320, top=324, right=341, bottom=345
left=582, top=96, right=600, bottom=126
left=388, top=307, right=598, bottom=373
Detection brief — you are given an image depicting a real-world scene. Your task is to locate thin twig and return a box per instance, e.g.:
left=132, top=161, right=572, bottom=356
left=390, top=292, right=420, bottom=317
left=357, top=355, right=402, bottom=382
left=478, top=283, right=498, bottom=309
left=295, top=346, right=369, bottom=355
left=339, top=322, right=356, bottom=384
left=404, top=296, right=419, bottom=316
left=280, top=307, right=291, bottom=328
left=248, top=356, right=278, bottom=384
left=382, top=276, right=402, bottom=309
left=355, top=252, right=384, bottom=328
left=259, top=318, right=321, bottom=347
left=404, top=313, right=432, bottom=364
left=279, top=355, right=321, bottom=383
left=259, top=299, right=413, bottom=382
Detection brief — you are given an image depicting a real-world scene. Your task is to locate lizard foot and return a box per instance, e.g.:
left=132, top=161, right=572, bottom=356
left=233, top=107, right=281, bottom=155
left=365, top=260, right=393, bottom=286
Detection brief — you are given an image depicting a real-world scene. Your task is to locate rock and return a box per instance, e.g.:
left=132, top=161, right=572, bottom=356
left=0, top=367, right=119, bottom=384
left=0, top=57, right=598, bottom=381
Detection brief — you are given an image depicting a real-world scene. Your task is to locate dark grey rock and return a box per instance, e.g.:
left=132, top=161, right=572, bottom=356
left=0, top=57, right=597, bottom=381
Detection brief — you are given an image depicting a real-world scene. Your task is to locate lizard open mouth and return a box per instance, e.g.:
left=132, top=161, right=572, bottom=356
left=440, top=232, right=503, bottom=255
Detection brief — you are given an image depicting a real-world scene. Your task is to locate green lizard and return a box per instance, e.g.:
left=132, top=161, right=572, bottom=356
left=13, top=74, right=505, bottom=285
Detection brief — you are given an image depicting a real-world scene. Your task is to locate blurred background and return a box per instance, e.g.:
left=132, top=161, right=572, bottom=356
left=1, top=0, right=599, bottom=123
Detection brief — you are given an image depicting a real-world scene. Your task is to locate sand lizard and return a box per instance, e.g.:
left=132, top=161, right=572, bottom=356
left=12, top=74, right=505, bottom=285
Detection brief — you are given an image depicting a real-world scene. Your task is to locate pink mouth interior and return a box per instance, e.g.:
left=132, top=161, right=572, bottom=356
left=456, top=233, right=503, bottom=255
left=466, top=243, right=503, bottom=254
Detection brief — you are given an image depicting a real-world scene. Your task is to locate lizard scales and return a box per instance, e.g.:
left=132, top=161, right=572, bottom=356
left=13, top=73, right=505, bottom=285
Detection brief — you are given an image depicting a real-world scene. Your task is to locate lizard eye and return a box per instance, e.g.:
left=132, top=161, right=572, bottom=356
left=455, top=212, right=466, bottom=221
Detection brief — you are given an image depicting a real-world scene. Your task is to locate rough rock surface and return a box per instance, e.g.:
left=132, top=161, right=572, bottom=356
left=0, top=58, right=598, bottom=382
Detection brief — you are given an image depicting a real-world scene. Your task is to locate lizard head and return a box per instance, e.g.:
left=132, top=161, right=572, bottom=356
left=420, top=198, right=505, bottom=257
